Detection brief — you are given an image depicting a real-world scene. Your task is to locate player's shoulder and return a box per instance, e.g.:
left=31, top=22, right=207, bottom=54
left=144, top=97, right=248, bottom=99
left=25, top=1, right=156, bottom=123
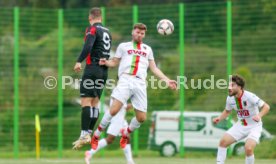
left=118, top=41, right=132, bottom=48
left=141, top=42, right=152, bottom=50
left=85, top=25, right=97, bottom=35
left=226, top=95, right=235, bottom=102
left=244, top=90, right=262, bottom=102
left=92, top=23, right=109, bottom=32
left=244, top=90, right=257, bottom=98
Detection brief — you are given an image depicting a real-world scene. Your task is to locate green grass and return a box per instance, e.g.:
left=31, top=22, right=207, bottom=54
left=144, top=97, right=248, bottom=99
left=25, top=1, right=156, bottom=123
left=1, top=149, right=276, bottom=164
left=0, top=158, right=275, bottom=164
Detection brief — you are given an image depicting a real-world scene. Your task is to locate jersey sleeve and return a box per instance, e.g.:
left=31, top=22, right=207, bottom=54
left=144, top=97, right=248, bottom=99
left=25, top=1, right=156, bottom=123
left=225, top=96, right=232, bottom=111
left=77, top=26, right=97, bottom=62
left=148, top=47, right=154, bottom=60
left=114, top=43, right=123, bottom=58
left=249, top=93, right=265, bottom=108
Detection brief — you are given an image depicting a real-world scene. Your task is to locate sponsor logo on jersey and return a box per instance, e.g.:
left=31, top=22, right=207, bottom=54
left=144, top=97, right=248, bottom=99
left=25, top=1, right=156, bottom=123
left=243, top=101, right=247, bottom=106
left=237, top=110, right=250, bottom=118
left=127, top=49, right=147, bottom=57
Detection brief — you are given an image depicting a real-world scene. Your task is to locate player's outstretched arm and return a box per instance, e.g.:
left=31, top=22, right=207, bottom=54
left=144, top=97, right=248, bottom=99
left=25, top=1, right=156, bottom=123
left=99, top=57, right=120, bottom=67
left=149, top=60, right=177, bottom=90
left=213, top=109, right=231, bottom=124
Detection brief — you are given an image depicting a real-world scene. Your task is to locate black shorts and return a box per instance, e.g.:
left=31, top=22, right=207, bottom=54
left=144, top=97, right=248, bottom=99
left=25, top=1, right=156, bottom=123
left=80, top=64, right=108, bottom=98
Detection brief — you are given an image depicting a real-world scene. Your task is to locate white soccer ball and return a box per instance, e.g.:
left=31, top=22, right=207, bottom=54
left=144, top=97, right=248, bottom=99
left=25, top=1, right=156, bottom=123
left=157, top=19, right=174, bottom=35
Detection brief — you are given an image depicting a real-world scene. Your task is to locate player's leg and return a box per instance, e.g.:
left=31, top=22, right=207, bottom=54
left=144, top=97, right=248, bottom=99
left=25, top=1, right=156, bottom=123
left=217, top=123, right=245, bottom=164
left=73, top=74, right=103, bottom=149
left=123, top=135, right=135, bottom=164
left=91, top=78, right=131, bottom=149
left=81, top=97, right=93, bottom=133
left=244, top=124, right=262, bottom=164
left=129, top=109, right=146, bottom=132
left=120, top=109, right=146, bottom=149
left=85, top=134, right=116, bottom=164
left=216, top=133, right=236, bottom=164
left=91, top=98, right=124, bottom=149
left=120, top=81, right=147, bottom=148
left=85, top=117, right=120, bottom=164
left=120, top=120, right=135, bottom=164
left=72, top=97, right=94, bottom=149
left=88, top=97, right=100, bottom=132
left=94, top=98, right=123, bottom=135
left=244, top=139, right=257, bottom=164
left=88, top=76, right=107, bottom=132
left=89, top=135, right=116, bottom=156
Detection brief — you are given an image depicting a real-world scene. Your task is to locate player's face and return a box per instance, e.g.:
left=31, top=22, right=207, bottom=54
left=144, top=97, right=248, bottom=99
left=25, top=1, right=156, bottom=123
left=132, top=28, right=145, bottom=43
left=88, top=15, right=93, bottom=25
left=228, top=82, right=240, bottom=96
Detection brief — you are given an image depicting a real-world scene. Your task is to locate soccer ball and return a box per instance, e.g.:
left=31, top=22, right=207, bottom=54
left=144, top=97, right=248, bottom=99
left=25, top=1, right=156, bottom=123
left=157, top=19, right=174, bottom=35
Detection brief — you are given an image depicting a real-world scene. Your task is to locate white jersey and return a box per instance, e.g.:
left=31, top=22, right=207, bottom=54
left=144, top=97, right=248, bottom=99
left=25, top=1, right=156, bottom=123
left=114, top=41, right=154, bottom=80
left=225, top=90, right=265, bottom=126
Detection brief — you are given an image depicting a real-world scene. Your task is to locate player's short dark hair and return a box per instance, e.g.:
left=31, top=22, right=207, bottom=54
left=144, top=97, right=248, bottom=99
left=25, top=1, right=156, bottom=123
left=89, top=7, right=101, bottom=19
left=231, top=75, right=245, bottom=89
left=133, top=23, right=147, bottom=31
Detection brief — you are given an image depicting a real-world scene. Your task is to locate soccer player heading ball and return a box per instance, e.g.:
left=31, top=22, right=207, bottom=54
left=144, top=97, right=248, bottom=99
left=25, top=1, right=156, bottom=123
left=90, top=23, right=177, bottom=150
left=73, top=7, right=112, bottom=149
left=213, top=75, right=270, bottom=164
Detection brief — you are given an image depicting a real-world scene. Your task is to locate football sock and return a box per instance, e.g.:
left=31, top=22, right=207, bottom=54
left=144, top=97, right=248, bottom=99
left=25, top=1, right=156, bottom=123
left=81, top=106, right=92, bottom=135
left=123, top=144, right=134, bottom=162
left=216, top=146, right=227, bottom=164
left=127, top=117, right=141, bottom=134
left=94, top=111, right=112, bottom=137
left=246, top=154, right=255, bottom=164
left=89, top=107, right=99, bottom=131
left=90, top=139, right=108, bottom=156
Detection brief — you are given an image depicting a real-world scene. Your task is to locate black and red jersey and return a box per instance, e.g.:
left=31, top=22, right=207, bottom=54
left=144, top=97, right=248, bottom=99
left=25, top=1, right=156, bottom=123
left=77, top=22, right=112, bottom=65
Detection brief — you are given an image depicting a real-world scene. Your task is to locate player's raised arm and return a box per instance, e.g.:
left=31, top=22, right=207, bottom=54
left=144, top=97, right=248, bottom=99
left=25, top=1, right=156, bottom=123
left=149, top=60, right=177, bottom=90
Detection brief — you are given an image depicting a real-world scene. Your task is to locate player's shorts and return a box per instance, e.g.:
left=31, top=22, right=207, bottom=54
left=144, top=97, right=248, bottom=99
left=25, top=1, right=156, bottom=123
left=226, top=122, right=263, bottom=144
left=107, top=119, right=128, bottom=136
left=80, top=64, right=108, bottom=98
left=111, top=74, right=147, bottom=112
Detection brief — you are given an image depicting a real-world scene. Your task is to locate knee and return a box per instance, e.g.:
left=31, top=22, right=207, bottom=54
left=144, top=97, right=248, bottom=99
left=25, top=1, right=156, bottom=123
left=109, top=109, right=117, bottom=116
left=105, top=137, right=114, bottom=145
left=219, top=139, right=229, bottom=148
left=136, top=115, right=146, bottom=123
left=81, top=98, right=91, bottom=107
left=245, top=145, right=254, bottom=155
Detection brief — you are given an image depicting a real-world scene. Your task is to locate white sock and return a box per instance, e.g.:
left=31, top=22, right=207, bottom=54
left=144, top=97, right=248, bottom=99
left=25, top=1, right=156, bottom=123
left=246, top=155, right=255, bottom=164
left=94, top=111, right=112, bottom=137
left=80, top=130, right=89, bottom=137
left=90, top=139, right=108, bottom=156
left=123, top=144, right=134, bottom=162
left=216, top=147, right=227, bottom=164
left=128, top=117, right=141, bottom=134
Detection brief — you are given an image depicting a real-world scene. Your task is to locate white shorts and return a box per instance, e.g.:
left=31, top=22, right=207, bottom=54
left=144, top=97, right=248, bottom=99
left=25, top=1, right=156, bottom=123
left=111, top=74, right=147, bottom=112
left=107, top=119, right=128, bottom=136
left=226, top=122, right=262, bottom=144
